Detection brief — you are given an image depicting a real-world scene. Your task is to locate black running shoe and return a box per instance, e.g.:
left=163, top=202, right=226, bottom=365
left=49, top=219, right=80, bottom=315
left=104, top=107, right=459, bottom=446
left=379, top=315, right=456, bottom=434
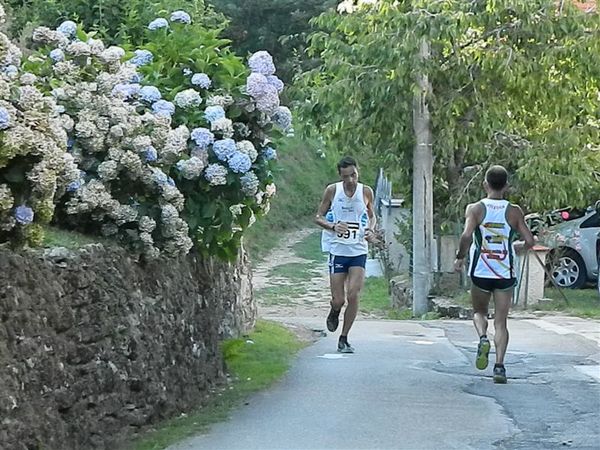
left=337, top=340, right=355, bottom=353
left=493, top=365, right=507, bottom=384
left=326, top=307, right=340, bottom=332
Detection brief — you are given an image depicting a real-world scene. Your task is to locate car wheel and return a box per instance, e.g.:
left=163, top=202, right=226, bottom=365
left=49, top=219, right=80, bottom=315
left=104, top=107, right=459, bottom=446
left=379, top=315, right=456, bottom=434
left=550, top=250, right=587, bottom=289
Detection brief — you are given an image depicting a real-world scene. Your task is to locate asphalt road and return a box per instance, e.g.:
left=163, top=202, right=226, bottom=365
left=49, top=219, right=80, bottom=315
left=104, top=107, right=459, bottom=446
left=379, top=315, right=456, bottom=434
left=169, top=316, right=600, bottom=450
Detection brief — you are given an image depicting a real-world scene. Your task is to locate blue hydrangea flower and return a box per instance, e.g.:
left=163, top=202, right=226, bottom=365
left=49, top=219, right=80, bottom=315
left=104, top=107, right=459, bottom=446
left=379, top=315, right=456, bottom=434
left=49, top=49, right=65, bottom=63
left=190, top=127, right=214, bottom=148
left=139, top=86, right=162, bottom=103
left=204, top=105, right=226, bottom=123
left=267, top=75, right=284, bottom=93
left=212, top=139, right=237, bottom=162
left=57, top=20, right=77, bottom=38
left=112, top=83, right=141, bottom=99
left=67, top=136, right=75, bottom=150
left=240, top=171, right=259, bottom=196
left=130, top=72, right=143, bottom=84
left=191, top=73, right=211, bottom=89
left=14, top=205, right=34, bottom=225
left=130, top=49, right=153, bottom=67
left=263, top=147, right=277, bottom=160
left=228, top=152, right=252, bottom=174
left=0, top=107, right=10, bottom=130
left=143, top=146, right=158, bottom=162
left=151, top=168, right=169, bottom=185
left=151, top=100, right=175, bottom=117
left=3, top=65, right=18, bottom=78
left=272, top=106, right=292, bottom=130
left=167, top=177, right=176, bottom=186
left=170, top=10, right=192, bottom=24
left=248, top=51, right=276, bottom=76
left=148, top=18, right=169, bottom=30
left=67, top=179, right=82, bottom=192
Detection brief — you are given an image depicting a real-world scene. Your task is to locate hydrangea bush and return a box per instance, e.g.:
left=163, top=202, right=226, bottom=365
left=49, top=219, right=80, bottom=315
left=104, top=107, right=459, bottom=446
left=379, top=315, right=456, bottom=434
left=123, top=10, right=290, bottom=259
left=22, top=9, right=291, bottom=260
left=0, top=5, right=79, bottom=247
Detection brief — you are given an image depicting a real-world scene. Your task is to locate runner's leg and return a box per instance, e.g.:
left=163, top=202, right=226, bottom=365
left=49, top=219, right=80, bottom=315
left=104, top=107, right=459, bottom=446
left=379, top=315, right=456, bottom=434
left=340, top=266, right=365, bottom=337
left=492, top=289, right=512, bottom=365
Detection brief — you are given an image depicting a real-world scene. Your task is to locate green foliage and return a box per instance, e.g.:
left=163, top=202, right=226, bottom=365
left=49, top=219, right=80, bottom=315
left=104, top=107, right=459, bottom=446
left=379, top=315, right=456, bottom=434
left=298, top=0, right=600, bottom=224
left=5, top=0, right=227, bottom=46
left=537, top=287, right=600, bottom=318
left=209, top=0, right=337, bottom=83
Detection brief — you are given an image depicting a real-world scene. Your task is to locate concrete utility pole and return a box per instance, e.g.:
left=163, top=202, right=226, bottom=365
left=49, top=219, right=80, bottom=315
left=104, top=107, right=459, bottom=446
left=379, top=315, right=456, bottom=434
left=412, top=38, right=433, bottom=316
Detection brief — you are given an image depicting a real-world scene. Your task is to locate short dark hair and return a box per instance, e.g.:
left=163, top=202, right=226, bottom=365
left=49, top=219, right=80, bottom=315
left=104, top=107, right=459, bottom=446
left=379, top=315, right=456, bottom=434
left=485, top=165, right=508, bottom=190
left=337, top=156, right=357, bottom=172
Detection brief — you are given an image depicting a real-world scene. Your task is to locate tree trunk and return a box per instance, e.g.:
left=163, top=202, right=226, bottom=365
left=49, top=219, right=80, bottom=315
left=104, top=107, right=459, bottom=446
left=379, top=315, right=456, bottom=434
left=412, top=39, right=433, bottom=316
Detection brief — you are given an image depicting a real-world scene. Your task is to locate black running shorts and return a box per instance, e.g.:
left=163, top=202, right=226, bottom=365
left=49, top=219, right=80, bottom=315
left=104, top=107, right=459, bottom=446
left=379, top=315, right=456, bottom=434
left=471, top=276, right=517, bottom=293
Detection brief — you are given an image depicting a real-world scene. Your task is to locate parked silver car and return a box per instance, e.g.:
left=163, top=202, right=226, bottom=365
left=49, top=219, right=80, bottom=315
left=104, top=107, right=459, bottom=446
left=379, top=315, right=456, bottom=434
left=538, top=204, right=599, bottom=289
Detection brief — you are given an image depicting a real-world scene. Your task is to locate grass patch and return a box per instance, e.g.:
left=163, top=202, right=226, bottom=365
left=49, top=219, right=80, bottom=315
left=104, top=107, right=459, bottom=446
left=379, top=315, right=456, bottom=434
left=129, top=320, right=307, bottom=450
left=293, top=231, right=325, bottom=262
left=533, top=288, right=600, bottom=318
left=268, top=262, right=317, bottom=281
left=255, top=284, right=307, bottom=305
left=360, top=277, right=391, bottom=314
left=43, top=226, right=109, bottom=249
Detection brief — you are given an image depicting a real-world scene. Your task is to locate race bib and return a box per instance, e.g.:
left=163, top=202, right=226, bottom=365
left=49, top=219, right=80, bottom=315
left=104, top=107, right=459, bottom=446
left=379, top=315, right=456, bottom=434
left=334, top=221, right=362, bottom=245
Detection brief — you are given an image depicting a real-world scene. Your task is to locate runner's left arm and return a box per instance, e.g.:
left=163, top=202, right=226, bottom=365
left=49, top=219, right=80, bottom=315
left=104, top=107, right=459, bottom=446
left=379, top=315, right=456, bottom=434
left=364, top=186, right=377, bottom=242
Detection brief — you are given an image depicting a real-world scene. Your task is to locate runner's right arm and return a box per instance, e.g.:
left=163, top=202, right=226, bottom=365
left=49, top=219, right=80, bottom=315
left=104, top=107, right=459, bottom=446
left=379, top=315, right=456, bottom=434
left=454, top=202, right=483, bottom=271
left=315, top=185, right=338, bottom=232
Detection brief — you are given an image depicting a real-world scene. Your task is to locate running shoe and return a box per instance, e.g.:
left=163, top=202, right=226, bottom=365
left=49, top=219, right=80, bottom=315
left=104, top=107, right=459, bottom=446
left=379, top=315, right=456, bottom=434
left=337, top=340, right=355, bottom=353
left=493, top=365, right=507, bottom=384
left=326, top=307, right=340, bottom=332
left=476, top=336, right=491, bottom=370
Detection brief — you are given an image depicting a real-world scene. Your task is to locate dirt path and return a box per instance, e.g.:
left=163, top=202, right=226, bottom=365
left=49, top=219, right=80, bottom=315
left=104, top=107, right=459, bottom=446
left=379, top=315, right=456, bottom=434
left=253, top=228, right=331, bottom=321
left=253, top=228, right=384, bottom=326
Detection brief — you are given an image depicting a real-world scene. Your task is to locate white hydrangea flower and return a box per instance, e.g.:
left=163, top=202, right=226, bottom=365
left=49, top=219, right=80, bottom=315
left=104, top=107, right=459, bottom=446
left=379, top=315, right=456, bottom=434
left=210, top=117, right=233, bottom=138
left=139, top=216, right=157, bottom=233
left=173, top=89, right=202, bottom=109
left=100, top=46, right=125, bottom=63
left=236, top=140, right=258, bottom=162
left=66, top=41, right=91, bottom=57
left=97, top=160, right=119, bottom=181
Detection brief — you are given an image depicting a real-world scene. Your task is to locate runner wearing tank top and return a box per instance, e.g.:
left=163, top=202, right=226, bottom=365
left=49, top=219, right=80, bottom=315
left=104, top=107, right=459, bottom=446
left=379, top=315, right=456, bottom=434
left=454, top=165, right=535, bottom=384
left=315, top=156, right=377, bottom=354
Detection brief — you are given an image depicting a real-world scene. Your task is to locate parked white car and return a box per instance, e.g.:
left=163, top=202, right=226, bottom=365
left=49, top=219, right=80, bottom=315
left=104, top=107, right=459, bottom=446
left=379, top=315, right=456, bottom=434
left=538, top=204, right=599, bottom=289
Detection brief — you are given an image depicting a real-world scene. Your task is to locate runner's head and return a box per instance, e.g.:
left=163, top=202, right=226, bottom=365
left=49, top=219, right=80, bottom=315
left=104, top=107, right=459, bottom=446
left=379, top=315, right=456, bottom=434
left=337, top=156, right=359, bottom=188
left=484, top=165, right=509, bottom=193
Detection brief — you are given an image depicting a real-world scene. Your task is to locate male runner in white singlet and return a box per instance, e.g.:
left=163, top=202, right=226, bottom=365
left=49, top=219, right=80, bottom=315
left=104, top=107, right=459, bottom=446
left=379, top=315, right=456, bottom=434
left=454, top=165, right=535, bottom=383
left=315, top=157, right=377, bottom=353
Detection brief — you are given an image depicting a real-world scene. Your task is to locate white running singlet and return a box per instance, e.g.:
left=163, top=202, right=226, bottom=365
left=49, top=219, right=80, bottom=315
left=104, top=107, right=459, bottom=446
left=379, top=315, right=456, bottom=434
left=469, top=199, right=517, bottom=279
left=329, top=182, right=369, bottom=257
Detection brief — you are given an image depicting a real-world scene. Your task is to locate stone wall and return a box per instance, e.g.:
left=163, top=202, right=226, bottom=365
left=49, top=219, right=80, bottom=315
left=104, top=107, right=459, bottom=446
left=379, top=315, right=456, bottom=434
left=0, top=244, right=255, bottom=450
